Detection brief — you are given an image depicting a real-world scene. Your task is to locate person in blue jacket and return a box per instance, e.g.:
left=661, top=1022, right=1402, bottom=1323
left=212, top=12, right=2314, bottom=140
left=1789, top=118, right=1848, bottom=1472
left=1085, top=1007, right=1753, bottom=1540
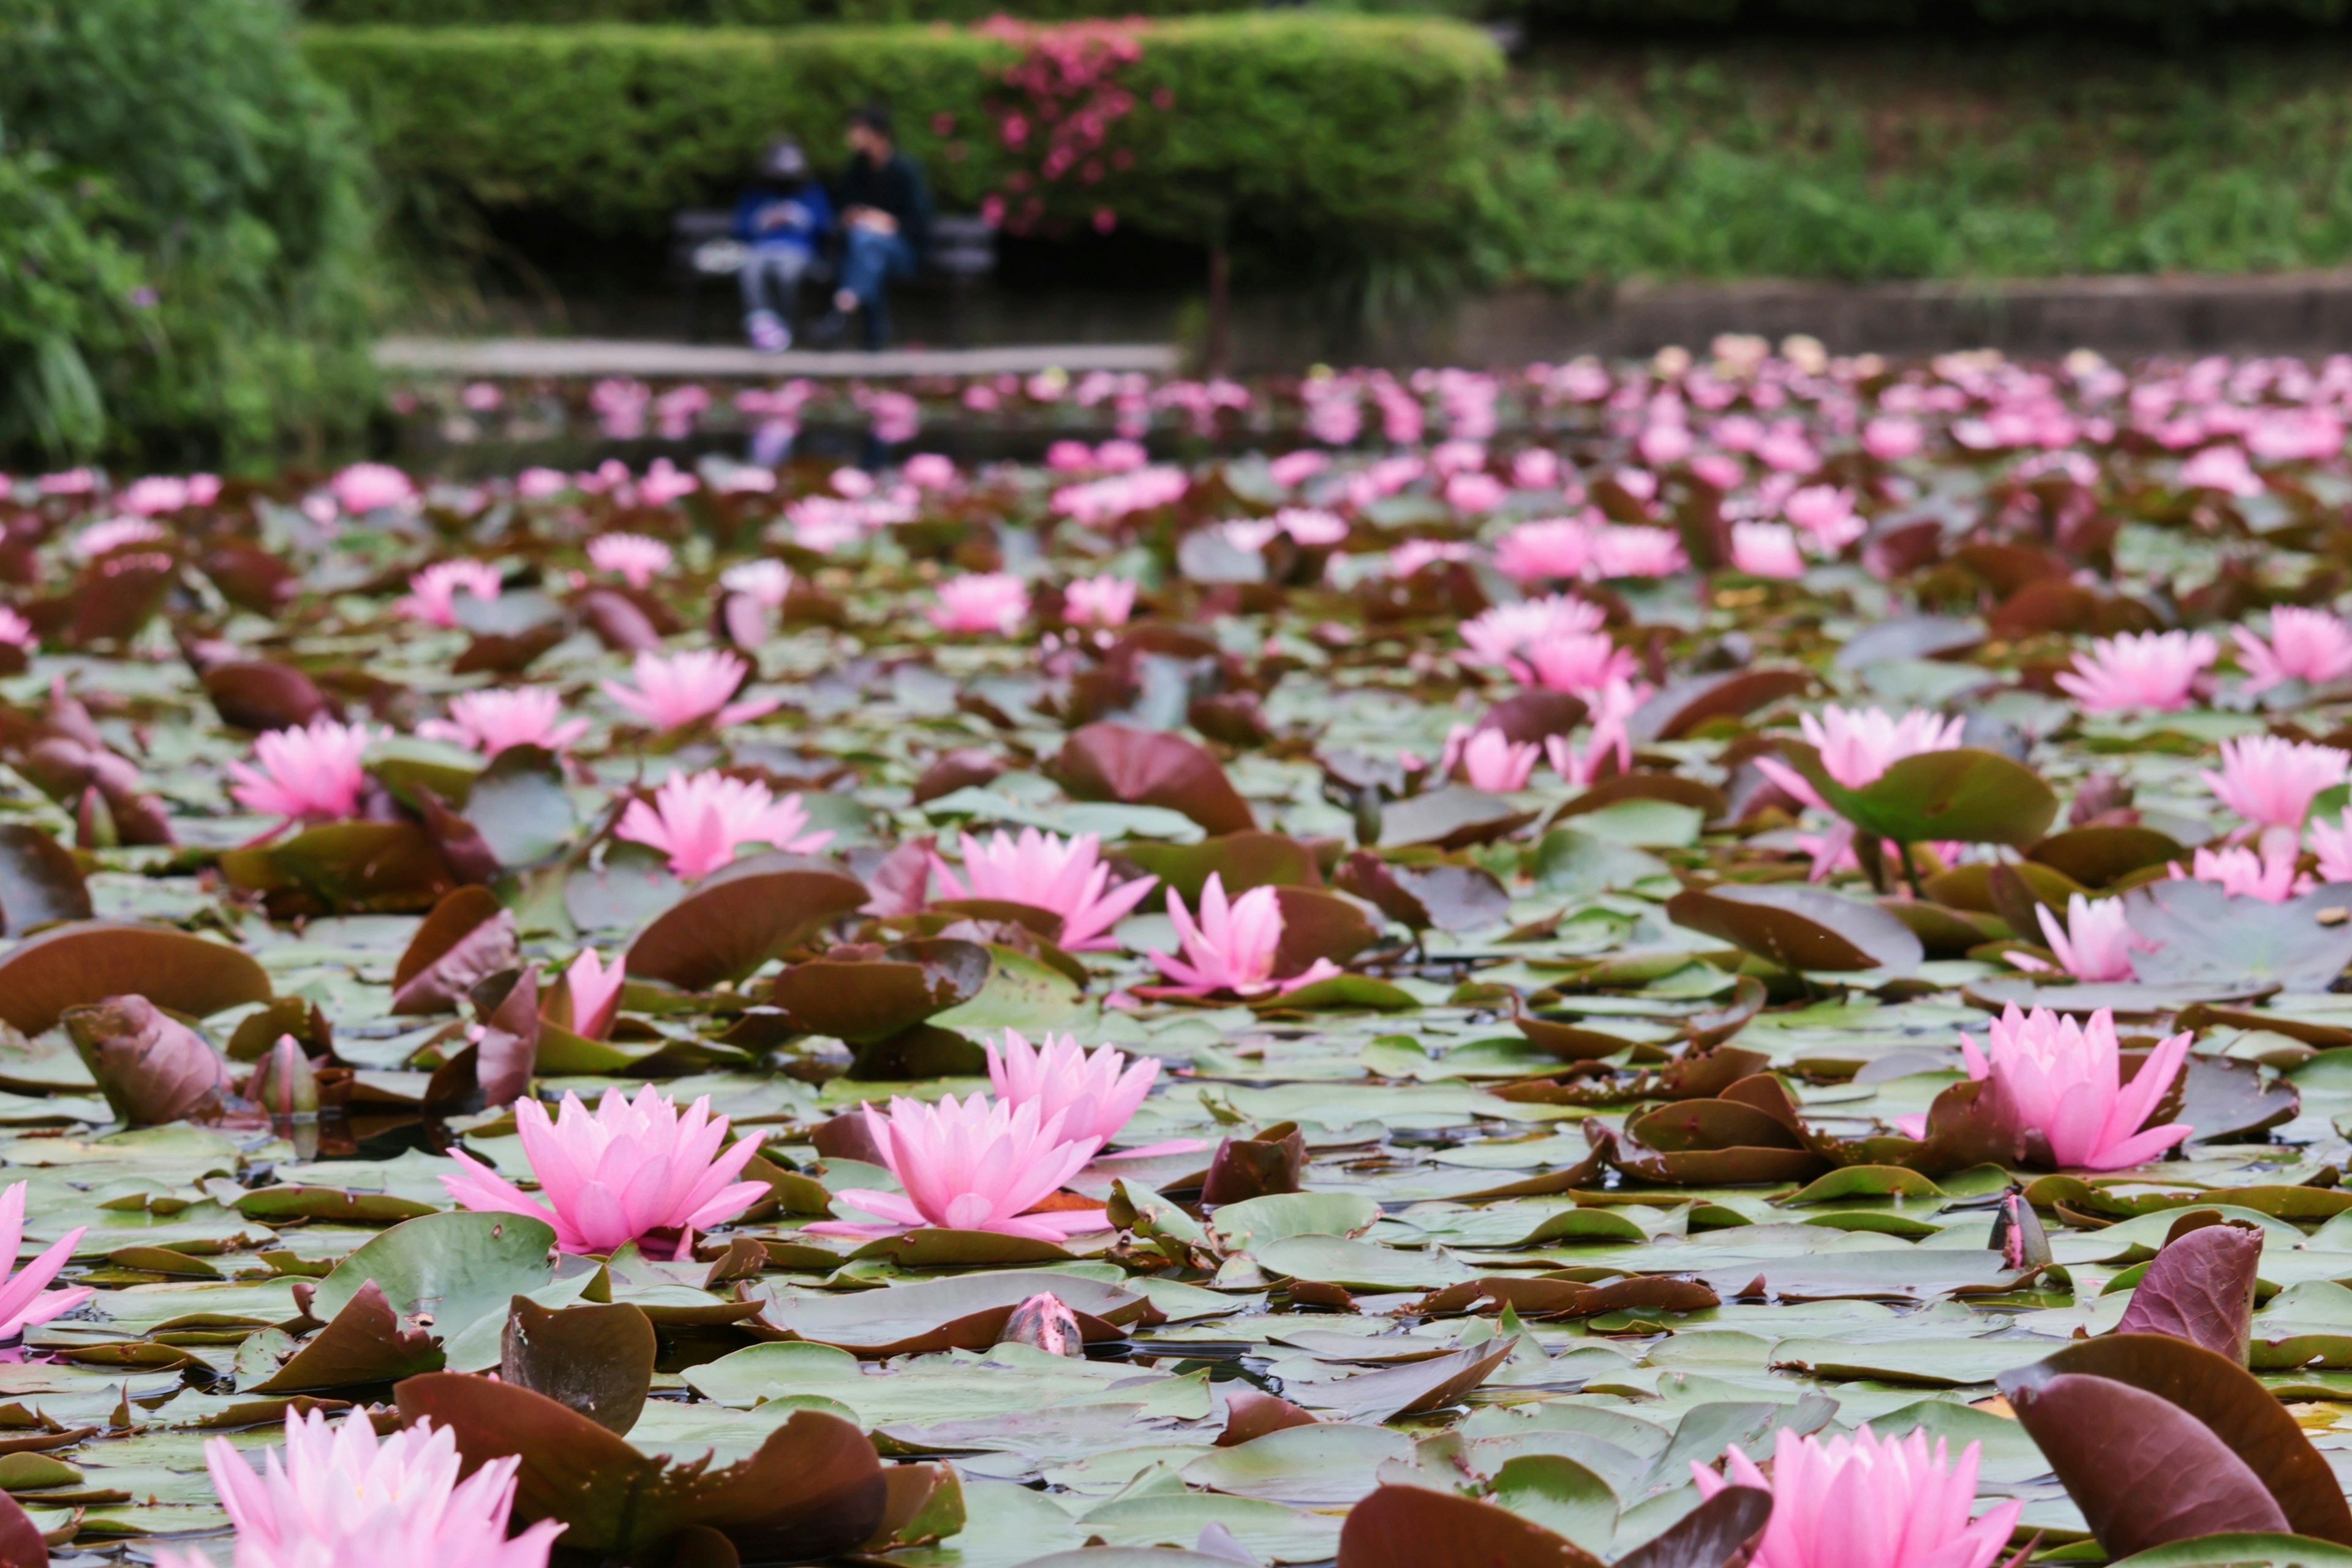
left=734, top=138, right=832, bottom=352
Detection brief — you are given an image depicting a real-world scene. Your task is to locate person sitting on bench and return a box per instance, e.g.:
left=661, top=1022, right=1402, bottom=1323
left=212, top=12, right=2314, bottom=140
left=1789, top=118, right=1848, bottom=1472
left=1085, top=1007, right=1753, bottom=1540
left=734, top=138, right=832, bottom=352
left=810, top=104, right=932, bottom=351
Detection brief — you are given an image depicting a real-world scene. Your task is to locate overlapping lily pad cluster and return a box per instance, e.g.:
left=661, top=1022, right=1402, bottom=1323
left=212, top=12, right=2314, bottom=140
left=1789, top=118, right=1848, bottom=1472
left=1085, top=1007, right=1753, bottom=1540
left=10, top=343, right=2352, bottom=1568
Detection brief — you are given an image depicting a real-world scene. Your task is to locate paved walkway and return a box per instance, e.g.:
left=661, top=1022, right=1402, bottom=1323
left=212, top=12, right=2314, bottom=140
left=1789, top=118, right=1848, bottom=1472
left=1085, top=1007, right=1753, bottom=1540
left=375, top=336, right=1181, bottom=380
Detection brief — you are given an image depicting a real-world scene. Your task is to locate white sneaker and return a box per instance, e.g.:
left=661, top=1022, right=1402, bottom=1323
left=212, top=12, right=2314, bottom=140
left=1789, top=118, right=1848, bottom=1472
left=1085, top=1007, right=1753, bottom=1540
left=746, top=311, right=788, bottom=353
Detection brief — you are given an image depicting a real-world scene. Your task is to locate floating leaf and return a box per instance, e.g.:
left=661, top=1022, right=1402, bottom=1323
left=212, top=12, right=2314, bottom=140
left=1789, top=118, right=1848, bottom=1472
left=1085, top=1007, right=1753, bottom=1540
left=1052, top=723, right=1256, bottom=835
left=626, top=858, right=869, bottom=990
left=0, top=921, right=269, bottom=1034
left=1667, top=883, right=1923, bottom=973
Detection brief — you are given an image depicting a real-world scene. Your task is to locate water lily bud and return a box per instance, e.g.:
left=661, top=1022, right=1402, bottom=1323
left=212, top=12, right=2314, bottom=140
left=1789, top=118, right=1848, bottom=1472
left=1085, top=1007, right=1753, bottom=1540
left=1989, top=1187, right=2051, bottom=1272
left=998, top=1291, right=1083, bottom=1357
left=64, top=995, right=228, bottom=1126
left=247, top=1033, right=319, bottom=1120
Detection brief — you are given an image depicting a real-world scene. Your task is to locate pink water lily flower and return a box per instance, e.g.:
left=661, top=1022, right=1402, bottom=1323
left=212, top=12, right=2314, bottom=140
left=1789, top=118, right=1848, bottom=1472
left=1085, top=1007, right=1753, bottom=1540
left=1493, top=518, right=1595, bottom=582
left=1522, top=630, right=1640, bottom=696
left=1148, top=872, right=1341, bottom=998
left=587, top=532, right=674, bottom=589
left=2236, top=607, right=2352, bottom=692
left=72, top=517, right=167, bottom=560
left=558, top=948, right=626, bottom=1041
left=0, top=1181, right=91, bottom=1341
left=227, top=719, right=386, bottom=823
left=805, top=1093, right=1107, bottom=1242
left=929, top=827, right=1157, bottom=951
left=720, top=558, right=793, bottom=608
left=2311, top=808, right=2352, bottom=883
left=331, top=462, right=416, bottom=516
left=2033, top=894, right=2153, bottom=982
left=930, top=572, right=1030, bottom=635
left=154, top=1408, right=561, bottom=1568
left=601, top=648, right=777, bottom=731
left=2201, top=733, right=2349, bottom=839
left=1729, top=521, right=1806, bottom=579
left=0, top=608, right=36, bottom=653
left=1952, top=1003, right=2193, bottom=1170
left=1063, top=575, right=1138, bottom=628
left=1754, top=705, right=1965, bottom=812
left=1590, top=524, right=1689, bottom=579
left=1692, top=1425, right=2021, bottom=1568
left=1458, top=596, right=1605, bottom=671
left=1544, top=682, right=1639, bottom=787
left=2174, top=843, right=2311, bottom=903
left=986, top=1030, right=1158, bottom=1146
left=416, top=688, right=589, bottom=757
left=615, top=769, right=830, bottom=879
left=1441, top=724, right=1539, bottom=791
left=440, top=1085, right=767, bottom=1258
left=2057, top=630, right=2218, bottom=713
left=396, top=560, right=502, bottom=628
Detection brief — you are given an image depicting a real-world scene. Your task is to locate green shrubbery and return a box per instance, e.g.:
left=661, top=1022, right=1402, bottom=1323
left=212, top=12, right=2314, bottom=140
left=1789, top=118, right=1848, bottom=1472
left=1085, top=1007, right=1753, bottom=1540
left=1, top=0, right=379, bottom=464
left=304, top=17, right=1501, bottom=264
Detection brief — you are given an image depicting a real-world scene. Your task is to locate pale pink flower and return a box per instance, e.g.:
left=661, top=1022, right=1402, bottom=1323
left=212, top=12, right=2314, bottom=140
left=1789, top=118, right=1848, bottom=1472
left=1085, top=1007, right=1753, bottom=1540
left=601, top=649, right=777, bottom=731
left=396, top=560, right=502, bottom=628
left=1273, top=507, right=1349, bottom=546
left=441, top=1085, right=767, bottom=1257
left=1444, top=472, right=1506, bottom=513
left=2234, top=607, right=2352, bottom=692
left=587, top=532, right=674, bottom=589
left=903, top=453, right=958, bottom=489
left=1441, top=725, right=1539, bottom=791
left=986, top=1030, right=1158, bottom=1146
left=72, top=518, right=170, bottom=562
left=1522, top=630, right=1640, bottom=696
left=1064, top=575, right=1138, bottom=629
left=1493, top=518, right=1594, bottom=582
left=2180, top=443, right=2264, bottom=497
left=2173, top=843, right=2310, bottom=903
left=805, top=1092, right=1107, bottom=1242
left=1692, top=1425, right=2020, bottom=1568
left=2035, top=894, right=2153, bottom=982
left=227, top=719, right=386, bottom=823
left=1147, top=873, right=1341, bottom=998
left=160, top=1407, right=560, bottom=1568
left=2201, top=733, right=2349, bottom=834
left=559, top=948, right=625, bottom=1040
left=614, top=769, right=830, bottom=879
left=1590, top=524, right=1689, bottom=579
left=1956, top=1004, right=2193, bottom=1170
left=1267, top=450, right=1329, bottom=488
left=2312, top=807, right=2352, bottom=883
left=719, top=559, right=793, bottom=608
left=929, top=573, right=1029, bottom=635
left=1729, top=521, right=1806, bottom=579
left=1800, top=705, right=1966, bottom=791
left=1458, top=596, right=1605, bottom=670
left=1785, top=484, right=1864, bottom=551
left=2057, top=630, right=2218, bottom=712
left=331, top=462, right=416, bottom=516
left=0, top=608, right=35, bottom=652
left=1863, top=415, right=1924, bottom=460
left=0, top=1181, right=89, bottom=1340
left=417, top=688, right=589, bottom=758
left=1544, top=679, right=1642, bottom=786
left=930, top=827, right=1157, bottom=951
left=1389, top=540, right=1477, bottom=578
left=123, top=475, right=216, bottom=516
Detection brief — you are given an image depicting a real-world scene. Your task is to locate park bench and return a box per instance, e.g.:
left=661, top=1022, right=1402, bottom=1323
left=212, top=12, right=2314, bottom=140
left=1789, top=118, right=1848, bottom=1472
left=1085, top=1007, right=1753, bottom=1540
left=669, top=208, right=998, bottom=347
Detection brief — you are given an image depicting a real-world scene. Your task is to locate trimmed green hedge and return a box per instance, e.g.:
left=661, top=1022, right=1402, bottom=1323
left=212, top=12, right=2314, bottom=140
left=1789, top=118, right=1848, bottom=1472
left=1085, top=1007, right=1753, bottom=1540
left=302, top=18, right=1500, bottom=257
left=300, top=0, right=1259, bottom=21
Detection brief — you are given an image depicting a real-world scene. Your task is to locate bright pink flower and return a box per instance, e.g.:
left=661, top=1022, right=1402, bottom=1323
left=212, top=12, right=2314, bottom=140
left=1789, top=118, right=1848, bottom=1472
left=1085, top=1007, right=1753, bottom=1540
left=2181, top=443, right=2264, bottom=497
left=1458, top=597, right=1605, bottom=670
left=1521, top=630, right=1640, bottom=696
left=1785, top=484, right=1864, bottom=551
left=929, top=572, right=1030, bottom=635
left=930, top=827, right=1156, bottom=951
left=396, top=560, right=502, bottom=628
left=1863, top=415, right=1924, bottom=460
left=614, top=769, right=830, bottom=879
left=1441, top=725, right=1539, bottom=791
left=805, top=1093, right=1107, bottom=1242
left=0, top=608, right=35, bottom=652
left=0, top=1181, right=89, bottom=1340
left=1389, top=540, right=1476, bottom=578
left=331, top=462, right=415, bottom=516
left=1590, top=524, right=1688, bottom=579
left=601, top=649, right=776, bottom=731
left=2234, top=607, right=2352, bottom=692
left=1802, top=704, right=1966, bottom=791
left=1064, top=575, right=1137, bottom=628
left=2035, top=894, right=2152, bottom=982
left=587, top=532, right=673, bottom=589
left=227, top=719, right=385, bottom=823
left=2312, top=808, right=2352, bottom=883
left=1267, top=450, right=1329, bottom=488
left=2174, top=843, right=2310, bottom=903
left=1544, top=679, right=1642, bottom=786
left=2201, top=733, right=2348, bottom=834
left=417, top=688, right=589, bottom=758
left=986, top=1030, right=1157, bottom=1146
left=1148, top=873, right=1341, bottom=998
left=440, top=1085, right=767, bottom=1257
left=559, top=948, right=625, bottom=1040
left=719, top=559, right=793, bottom=608
left=1493, top=518, right=1594, bottom=582
left=2056, top=630, right=2218, bottom=713
left=1692, top=1425, right=2020, bottom=1568
left=903, top=453, right=958, bottom=490
left=1958, top=1003, right=2193, bottom=1170
left=1729, top=521, right=1806, bottom=579
left=72, top=518, right=167, bottom=560
left=160, top=1407, right=560, bottom=1568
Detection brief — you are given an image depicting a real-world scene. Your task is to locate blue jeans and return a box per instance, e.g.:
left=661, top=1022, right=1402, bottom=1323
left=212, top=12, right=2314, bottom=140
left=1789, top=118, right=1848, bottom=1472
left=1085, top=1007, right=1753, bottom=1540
left=839, top=226, right=918, bottom=348
left=739, top=245, right=812, bottom=329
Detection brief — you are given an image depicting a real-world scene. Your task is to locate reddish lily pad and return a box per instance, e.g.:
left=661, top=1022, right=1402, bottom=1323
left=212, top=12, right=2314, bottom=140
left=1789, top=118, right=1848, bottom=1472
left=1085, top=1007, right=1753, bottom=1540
left=1667, top=883, right=1924, bottom=973
left=391, top=886, right=519, bottom=1015
left=0, top=921, right=270, bottom=1034
left=625, top=857, right=870, bottom=990
left=1052, top=723, right=1257, bottom=835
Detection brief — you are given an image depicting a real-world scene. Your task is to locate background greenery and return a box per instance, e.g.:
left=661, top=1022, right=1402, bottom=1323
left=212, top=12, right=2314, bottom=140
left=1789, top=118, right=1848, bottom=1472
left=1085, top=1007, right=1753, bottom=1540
left=0, top=0, right=380, bottom=464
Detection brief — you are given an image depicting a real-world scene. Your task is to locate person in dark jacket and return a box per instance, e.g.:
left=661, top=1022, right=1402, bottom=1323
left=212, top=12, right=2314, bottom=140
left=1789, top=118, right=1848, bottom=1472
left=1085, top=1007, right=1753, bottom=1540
left=810, top=104, right=932, bottom=350
left=734, top=138, right=832, bottom=352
